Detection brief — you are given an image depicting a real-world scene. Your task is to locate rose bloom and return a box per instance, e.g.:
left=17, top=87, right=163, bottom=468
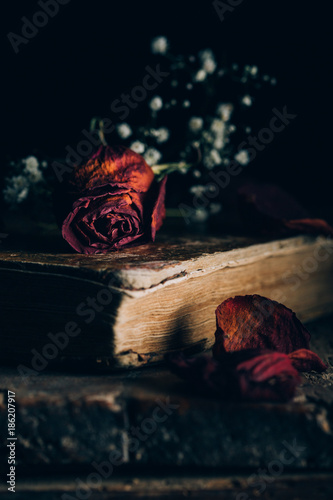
left=58, top=145, right=166, bottom=254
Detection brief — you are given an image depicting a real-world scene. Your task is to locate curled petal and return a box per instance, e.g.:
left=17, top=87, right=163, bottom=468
left=168, top=351, right=301, bottom=402
left=236, top=352, right=301, bottom=402
left=151, top=176, right=167, bottom=240
left=288, top=349, right=327, bottom=372
left=73, top=145, right=154, bottom=192
left=238, top=181, right=333, bottom=236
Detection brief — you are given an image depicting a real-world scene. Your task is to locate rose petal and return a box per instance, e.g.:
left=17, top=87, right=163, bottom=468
left=168, top=351, right=301, bottom=402
left=288, top=349, right=327, bottom=372
left=238, top=181, right=333, bottom=236
left=73, top=145, right=154, bottom=193
left=236, top=352, right=300, bottom=402
left=285, top=219, right=333, bottom=236
left=151, top=176, right=167, bottom=240
left=213, top=295, right=311, bottom=358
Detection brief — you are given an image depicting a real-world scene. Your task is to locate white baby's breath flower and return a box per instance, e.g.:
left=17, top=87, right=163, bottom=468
left=234, top=150, right=250, bottom=165
left=202, top=58, right=216, bottom=74
left=270, top=77, right=277, bottom=85
left=210, top=202, right=222, bottom=215
left=23, top=156, right=38, bottom=170
left=3, top=175, right=30, bottom=205
left=116, top=123, right=132, bottom=139
left=241, top=95, right=253, bottom=106
left=149, top=96, right=163, bottom=111
left=192, top=208, right=209, bottom=223
left=199, top=49, right=214, bottom=62
left=130, top=141, right=145, bottom=154
left=213, top=137, right=225, bottom=150
left=203, top=149, right=222, bottom=169
left=23, top=156, right=42, bottom=183
left=190, top=185, right=206, bottom=196
left=155, top=127, right=170, bottom=144
left=151, top=36, right=169, bottom=54
left=210, top=118, right=225, bottom=135
left=188, top=117, right=204, bottom=133
left=202, top=131, right=214, bottom=144
left=178, top=162, right=189, bottom=174
left=41, top=160, right=48, bottom=168
left=250, top=65, right=258, bottom=76
left=216, top=103, right=233, bottom=122
left=194, top=69, right=207, bottom=82
left=182, top=100, right=191, bottom=108
left=144, top=148, right=162, bottom=166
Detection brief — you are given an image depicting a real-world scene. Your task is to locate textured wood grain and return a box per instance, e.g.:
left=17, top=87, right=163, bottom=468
left=0, top=234, right=333, bottom=367
left=0, top=315, right=332, bottom=474
left=0, top=473, right=332, bottom=499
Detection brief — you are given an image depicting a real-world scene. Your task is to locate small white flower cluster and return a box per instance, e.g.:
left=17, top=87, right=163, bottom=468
left=151, top=36, right=169, bottom=55
left=149, top=96, right=163, bottom=111
left=143, top=148, right=162, bottom=166
left=150, top=127, right=170, bottom=144
left=188, top=117, right=204, bottom=133
left=3, top=156, right=47, bottom=208
left=110, top=35, right=276, bottom=223
left=116, top=123, right=132, bottom=139
left=193, top=49, right=217, bottom=83
left=185, top=101, right=235, bottom=170
left=234, top=150, right=250, bottom=166
left=241, top=94, right=253, bottom=107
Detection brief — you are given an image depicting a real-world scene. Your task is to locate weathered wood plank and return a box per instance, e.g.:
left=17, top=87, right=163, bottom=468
left=0, top=316, right=332, bottom=472
left=0, top=472, right=332, bottom=499
left=1, top=234, right=333, bottom=368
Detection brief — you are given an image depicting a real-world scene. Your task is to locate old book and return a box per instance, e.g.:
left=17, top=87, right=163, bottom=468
left=0, top=233, right=332, bottom=369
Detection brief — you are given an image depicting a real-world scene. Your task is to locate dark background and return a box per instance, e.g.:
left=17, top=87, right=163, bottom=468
left=2, top=0, right=332, bottom=209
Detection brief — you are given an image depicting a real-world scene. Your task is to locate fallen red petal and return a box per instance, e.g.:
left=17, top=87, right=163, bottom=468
left=288, top=349, right=327, bottom=372
left=167, top=350, right=301, bottom=402
left=284, top=219, right=333, bottom=236
left=213, top=295, right=311, bottom=358
left=238, top=181, right=333, bottom=236
left=236, top=352, right=301, bottom=402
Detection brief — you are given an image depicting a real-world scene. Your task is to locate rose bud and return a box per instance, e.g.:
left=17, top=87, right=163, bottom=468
left=56, top=145, right=167, bottom=254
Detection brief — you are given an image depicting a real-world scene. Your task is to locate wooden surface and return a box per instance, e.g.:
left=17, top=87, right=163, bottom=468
left=0, top=473, right=332, bottom=499
left=1, top=233, right=333, bottom=368
left=1, top=315, right=333, bottom=469
left=0, top=233, right=331, bottom=290
left=0, top=314, right=333, bottom=498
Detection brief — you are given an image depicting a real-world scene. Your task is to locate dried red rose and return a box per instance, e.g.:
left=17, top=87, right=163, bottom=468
left=57, top=145, right=166, bottom=254
left=238, top=181, right=333, bottom=236
left=288, top=349, right=327, bottom=372
left=213, top=295, right=311, bottom=358
left=168, top=350, right=301, bottom=402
